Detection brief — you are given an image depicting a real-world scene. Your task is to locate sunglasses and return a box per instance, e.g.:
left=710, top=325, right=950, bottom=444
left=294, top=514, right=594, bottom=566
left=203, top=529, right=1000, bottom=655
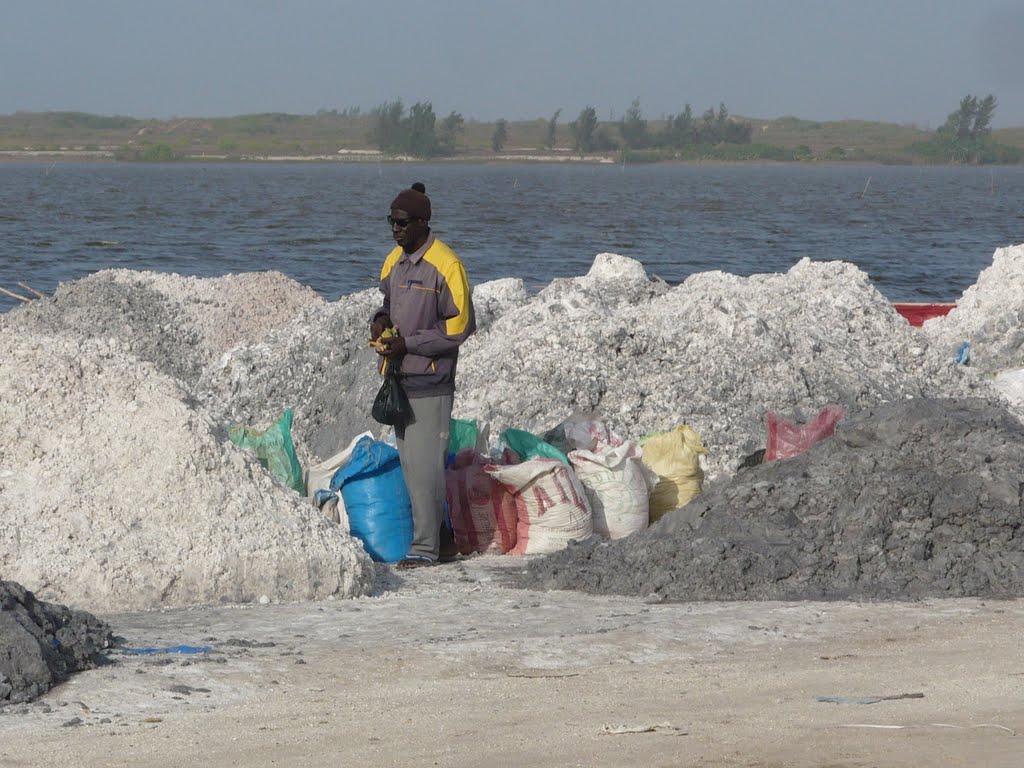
left=387, top=215, right=416, bottom=228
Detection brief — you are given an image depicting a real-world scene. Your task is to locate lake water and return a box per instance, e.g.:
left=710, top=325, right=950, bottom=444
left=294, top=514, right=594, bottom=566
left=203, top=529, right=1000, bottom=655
left=2, top=161, right=1023, bottom=313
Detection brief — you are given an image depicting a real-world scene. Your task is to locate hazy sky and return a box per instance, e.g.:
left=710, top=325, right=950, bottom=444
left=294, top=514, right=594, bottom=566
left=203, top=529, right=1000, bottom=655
left=4, top=0, right=1024, bottom=127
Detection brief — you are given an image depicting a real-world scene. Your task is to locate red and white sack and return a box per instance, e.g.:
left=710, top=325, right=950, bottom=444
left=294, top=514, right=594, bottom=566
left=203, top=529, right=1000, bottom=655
left=445, top=449, right=517, bottom=554
left=486, top=458, right=592, bottom=555
left=568, top=440, right=653, bottom=540
left=765, top=405, right=845, bottom=461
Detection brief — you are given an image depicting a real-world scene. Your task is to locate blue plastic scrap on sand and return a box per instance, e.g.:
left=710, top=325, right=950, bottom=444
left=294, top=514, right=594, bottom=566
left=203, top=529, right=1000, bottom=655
left=954, top=341, right=970, bottom=365
left=123, top=644, right=213, bottom=655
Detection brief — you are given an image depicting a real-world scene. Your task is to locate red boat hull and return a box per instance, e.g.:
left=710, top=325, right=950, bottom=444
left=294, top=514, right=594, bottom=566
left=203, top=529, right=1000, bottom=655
left=892, top=303, right=955, bottom=327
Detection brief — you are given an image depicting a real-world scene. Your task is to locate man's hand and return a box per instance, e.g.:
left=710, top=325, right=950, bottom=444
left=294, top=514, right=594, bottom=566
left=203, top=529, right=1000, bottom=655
left=379, top=335, right=407, bottom=357
left=370, top=314, right=392, bottom=340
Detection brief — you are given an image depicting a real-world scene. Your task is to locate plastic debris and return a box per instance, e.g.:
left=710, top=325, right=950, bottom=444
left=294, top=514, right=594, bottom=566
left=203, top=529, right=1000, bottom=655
left=601, top=722, right=687, bottom=735
left=122, top=645, right=214, bottom=655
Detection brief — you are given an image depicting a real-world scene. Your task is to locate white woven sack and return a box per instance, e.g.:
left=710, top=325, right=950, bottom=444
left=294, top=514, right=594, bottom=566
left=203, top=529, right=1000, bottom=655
left=569, top=441, right=652, bottom=539
left=486, top=458, right=593, bottom=555
left=306, top=430, right=373, bottom=529
left=306, top=430, right=374, bottom=497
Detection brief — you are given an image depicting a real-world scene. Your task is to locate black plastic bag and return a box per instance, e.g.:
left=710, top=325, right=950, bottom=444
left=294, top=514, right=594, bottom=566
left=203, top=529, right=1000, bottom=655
left=372, top=364, right=411, bottom=426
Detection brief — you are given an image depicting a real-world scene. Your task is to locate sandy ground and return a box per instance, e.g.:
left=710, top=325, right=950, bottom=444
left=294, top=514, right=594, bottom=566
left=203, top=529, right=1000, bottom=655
left=2, top=557, right=1023, bottom=768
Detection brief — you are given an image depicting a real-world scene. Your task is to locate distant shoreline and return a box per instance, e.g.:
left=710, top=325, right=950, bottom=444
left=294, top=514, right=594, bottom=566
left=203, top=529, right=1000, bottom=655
left=0, top=149, right=1010, bottom=168
left=0, top=149, right=620, bottom=164
left=4, top=110, right=1022, bottom=166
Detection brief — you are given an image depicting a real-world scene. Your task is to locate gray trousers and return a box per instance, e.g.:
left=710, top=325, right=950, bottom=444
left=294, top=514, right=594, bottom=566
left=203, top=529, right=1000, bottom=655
left=396, top=393, right=452, bottom=560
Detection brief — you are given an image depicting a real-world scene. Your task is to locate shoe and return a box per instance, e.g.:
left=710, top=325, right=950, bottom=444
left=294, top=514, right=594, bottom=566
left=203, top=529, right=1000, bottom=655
left=395, top=555, right=436, bottom=570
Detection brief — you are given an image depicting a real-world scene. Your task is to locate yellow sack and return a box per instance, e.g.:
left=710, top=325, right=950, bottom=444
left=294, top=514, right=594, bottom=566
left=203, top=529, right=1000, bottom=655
left=639, top=425, right=707, bottom=523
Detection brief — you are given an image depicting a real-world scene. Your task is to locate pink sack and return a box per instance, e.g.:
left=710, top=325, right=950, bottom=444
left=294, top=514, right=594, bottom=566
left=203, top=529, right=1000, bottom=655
left=445, top=449, right=518, bottom=554
left=765, top=405, right=845, bottom=462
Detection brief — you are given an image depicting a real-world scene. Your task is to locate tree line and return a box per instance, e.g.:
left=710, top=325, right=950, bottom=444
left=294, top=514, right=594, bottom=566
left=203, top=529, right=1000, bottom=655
left=369, top=99, right=754, bottom=158
left=35, top=93, right=1015, bottom=165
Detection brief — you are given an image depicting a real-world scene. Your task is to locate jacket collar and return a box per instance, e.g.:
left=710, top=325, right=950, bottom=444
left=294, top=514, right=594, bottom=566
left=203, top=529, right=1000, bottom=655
left=402, top=232, right=435, bottom=264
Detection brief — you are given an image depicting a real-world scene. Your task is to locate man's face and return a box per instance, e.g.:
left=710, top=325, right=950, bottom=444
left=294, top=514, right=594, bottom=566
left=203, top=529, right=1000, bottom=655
left=389, top=207, right=428, bottom=252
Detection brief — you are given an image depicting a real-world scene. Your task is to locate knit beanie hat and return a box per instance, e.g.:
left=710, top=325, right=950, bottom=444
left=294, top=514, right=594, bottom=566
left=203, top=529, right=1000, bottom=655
left=390, top=182, right=431, bottom=221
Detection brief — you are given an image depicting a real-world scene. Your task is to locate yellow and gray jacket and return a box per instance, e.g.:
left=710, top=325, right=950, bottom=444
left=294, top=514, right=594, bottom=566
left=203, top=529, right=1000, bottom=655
left=373, top=235, right=476, bottom=398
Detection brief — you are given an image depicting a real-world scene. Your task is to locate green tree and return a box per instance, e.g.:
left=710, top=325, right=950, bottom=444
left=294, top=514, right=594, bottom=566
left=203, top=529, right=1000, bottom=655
left=437, top=111, right=464, bottom=154
left=715, top=102, right=729, bottom=138
left=370, top=99, right=407, bottom=153
left=973, top=94, right=997, bottom=138
left=723, top=119, right=753, bottom=144
left=955, top=95, right=977, bottom=140
left=936, top=93, right=1000, bottom=163
left=141, top=143, right=175, bottom=162
left=698, top=106, right=717, bottom=143
left=940, top=95, right=986, bottom=141
left=569, top=106, right=598, bottom=154
left=406, top=101, right=437, bottom=157
left=491, top=119, right=509, bottom=152
left=591, top=125, right=619, bottom=152
left=545, top=108, right=561, bottom=149
left=369, top=99, right=438, bottom=157
left=655, top=102, right=749, bottom=150
left=718, top=103, right=753, bottom=145
left=620, top=98, right=648, bottom=149
left=663, top=104, right=695, bottom=148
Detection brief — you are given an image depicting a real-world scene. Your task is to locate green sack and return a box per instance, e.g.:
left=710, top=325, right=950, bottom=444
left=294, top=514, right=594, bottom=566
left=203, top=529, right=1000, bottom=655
left=228, top=409, right=305, bottom=494
left=448, top=418, right=480, bottom=456
left=500, top=428, right=569, bottom=466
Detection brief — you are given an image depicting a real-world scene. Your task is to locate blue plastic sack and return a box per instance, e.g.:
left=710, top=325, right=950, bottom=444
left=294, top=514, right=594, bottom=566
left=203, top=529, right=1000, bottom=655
left=330, top=436, right=413, bottom=563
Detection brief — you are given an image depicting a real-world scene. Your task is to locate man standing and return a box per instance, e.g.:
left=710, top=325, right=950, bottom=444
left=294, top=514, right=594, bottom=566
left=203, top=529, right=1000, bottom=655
left=371, top=183, right=476, bottom=569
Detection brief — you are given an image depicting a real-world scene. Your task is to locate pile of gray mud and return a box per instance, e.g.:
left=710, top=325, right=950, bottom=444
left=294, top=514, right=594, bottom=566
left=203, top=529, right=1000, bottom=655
left=1, top=580, right=113, bottom=705
left=524, top=397, right=1024, bottom=601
